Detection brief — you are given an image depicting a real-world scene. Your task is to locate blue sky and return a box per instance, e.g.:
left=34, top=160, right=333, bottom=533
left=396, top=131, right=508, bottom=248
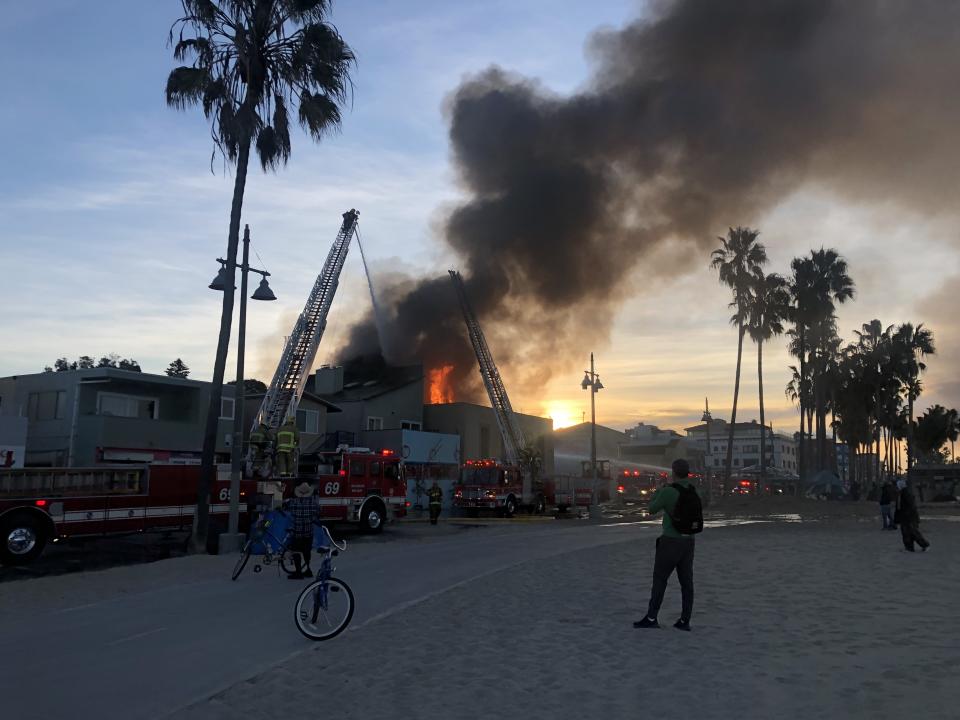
left=3, top=0, right=959, bottom=432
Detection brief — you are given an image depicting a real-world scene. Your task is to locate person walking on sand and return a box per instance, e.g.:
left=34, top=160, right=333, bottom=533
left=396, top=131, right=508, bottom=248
left=879, top=480, right=896, bottom=530
left=635, top=458, right=703, bottom=632
left=895, top=478, right=929, bottom=552
left=428, top=479, right=443, bottom=525
left=287, top=482, right=321, bottom=579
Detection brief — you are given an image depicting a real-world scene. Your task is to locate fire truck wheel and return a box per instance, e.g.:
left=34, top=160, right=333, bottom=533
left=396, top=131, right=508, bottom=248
left=503, top=496, right=517, bottom=518
left=534, top=495, right=546, bottom=515
left=360, top=501, right=386, bottom=534
left=1, top=513, right=48, bottom=565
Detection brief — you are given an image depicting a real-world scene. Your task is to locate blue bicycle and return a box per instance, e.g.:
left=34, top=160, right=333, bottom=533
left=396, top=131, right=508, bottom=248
left=231, top=511, right=296, bottom=581
left=294, top=525, right=355, bottom=640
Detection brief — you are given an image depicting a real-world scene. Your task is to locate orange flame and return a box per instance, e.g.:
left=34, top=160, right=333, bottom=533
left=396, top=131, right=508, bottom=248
left=428, top=365, right=455, bottom=404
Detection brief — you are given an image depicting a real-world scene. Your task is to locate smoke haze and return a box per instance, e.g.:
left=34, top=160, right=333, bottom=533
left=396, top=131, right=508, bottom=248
left=338, top=0, right=960, bottom=400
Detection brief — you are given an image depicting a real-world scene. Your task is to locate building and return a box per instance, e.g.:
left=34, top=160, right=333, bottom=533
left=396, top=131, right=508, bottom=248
left=0, top=368, right=339, bottom=467
left=684, top=418, right=798, bottom=475
left=619, top=421, right=703, bottom=470
left=623, top=422, right=681, bottom=442
left=423, top=402, right=555, bottom=476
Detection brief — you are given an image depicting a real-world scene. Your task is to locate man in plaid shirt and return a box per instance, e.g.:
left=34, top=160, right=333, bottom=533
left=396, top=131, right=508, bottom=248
left=287, top=482, right=320, bottom=579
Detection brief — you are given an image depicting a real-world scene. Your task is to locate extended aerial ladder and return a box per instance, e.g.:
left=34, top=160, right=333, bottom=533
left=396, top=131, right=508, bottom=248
left=251, top=210, right=359, bottom=447
left=448, top=270, right=528, bottom=464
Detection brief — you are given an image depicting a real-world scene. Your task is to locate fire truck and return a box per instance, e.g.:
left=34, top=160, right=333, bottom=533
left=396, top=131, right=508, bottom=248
left=244, top=210, right=407, bottom=532
left=294, top=447, right=407, bottom=532
left=0, top=465, right=257, bottom=565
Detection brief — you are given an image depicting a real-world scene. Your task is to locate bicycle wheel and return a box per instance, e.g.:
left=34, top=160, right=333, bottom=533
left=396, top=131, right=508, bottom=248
left=294, top=577, right=355, bottom=641
left=231, top=540, right=253, bottom=581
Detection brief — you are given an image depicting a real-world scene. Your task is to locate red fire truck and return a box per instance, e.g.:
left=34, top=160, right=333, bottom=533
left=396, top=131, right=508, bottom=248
left=295, top=447, right=407, bottom=532
left=0, top=465, right=258, bottom=565
left=452, top=459, right=595, bottom=516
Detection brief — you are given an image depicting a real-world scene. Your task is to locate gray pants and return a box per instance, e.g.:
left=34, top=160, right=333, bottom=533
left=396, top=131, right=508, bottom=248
left=646, top=536, right=695, bottom=622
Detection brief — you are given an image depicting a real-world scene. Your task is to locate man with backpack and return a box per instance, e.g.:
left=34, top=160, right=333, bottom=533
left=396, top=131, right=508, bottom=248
left=634, top=458, right=703, bottom=632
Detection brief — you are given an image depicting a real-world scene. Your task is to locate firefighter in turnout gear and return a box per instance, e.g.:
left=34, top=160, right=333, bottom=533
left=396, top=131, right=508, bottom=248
left=428, top=480, right=443, bottom=525
left=276, top=417, right=299, bottom=478
left=249, top=421, right=274, bottom=476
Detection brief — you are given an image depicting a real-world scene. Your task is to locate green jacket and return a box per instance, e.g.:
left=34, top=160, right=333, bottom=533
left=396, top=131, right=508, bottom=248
left=647, top=479, right=697, bottom=539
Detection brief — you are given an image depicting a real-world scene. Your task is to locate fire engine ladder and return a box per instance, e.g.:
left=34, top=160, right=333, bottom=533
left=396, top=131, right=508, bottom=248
left=252, top=209, right=360, bottom=437
left=448, top=270, right=527, bottom=464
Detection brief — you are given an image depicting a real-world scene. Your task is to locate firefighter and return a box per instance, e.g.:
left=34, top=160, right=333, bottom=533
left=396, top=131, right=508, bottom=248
left=276, top=416, right=299, bottom=478
left=428, top=479, right=443, bottom=525
left=249, top=421, right=274, bottom=475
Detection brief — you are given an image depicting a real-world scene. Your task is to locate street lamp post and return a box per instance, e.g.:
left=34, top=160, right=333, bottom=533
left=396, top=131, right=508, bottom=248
left=209, top=224, right=276, bottom=553
left=702, top=397, right=713, bottom=502
left=581, top=353, right=604, bottom=519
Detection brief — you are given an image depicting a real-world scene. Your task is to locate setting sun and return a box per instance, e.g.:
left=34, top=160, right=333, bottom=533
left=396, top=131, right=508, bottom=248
left=542, top=401, right=581, bottom=430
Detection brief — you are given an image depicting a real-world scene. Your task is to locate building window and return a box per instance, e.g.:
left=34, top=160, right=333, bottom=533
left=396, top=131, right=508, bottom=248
left=367, top=416, right=383, bottom=431
left=220, top=397, right=235, bottom=420
left=401, top=421, right=422, bottom=431
left=97, top=392, right=158, bottom=419
left=297, top=408, right=320, bottom=434
left=27, top=391, right=67, bottom=421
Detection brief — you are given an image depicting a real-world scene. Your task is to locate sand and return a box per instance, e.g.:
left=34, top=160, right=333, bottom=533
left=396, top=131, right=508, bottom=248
left=166, top=517, right=960, bottom=720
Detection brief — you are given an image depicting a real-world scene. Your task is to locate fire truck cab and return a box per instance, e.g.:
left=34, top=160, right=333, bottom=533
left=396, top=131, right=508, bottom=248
left=295, top=447, right=406, bottom=533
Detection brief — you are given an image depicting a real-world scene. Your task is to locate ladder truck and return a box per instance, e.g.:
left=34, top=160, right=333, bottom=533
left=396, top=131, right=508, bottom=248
left=447, top=270, right=549, bottom=516
left=248, top=210, right=406, bottom=532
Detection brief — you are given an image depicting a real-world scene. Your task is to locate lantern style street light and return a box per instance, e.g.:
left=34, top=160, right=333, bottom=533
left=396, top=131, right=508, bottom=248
left=581, top=353, right=604, bottom=518
left=209, top=224, right=276, bottom=552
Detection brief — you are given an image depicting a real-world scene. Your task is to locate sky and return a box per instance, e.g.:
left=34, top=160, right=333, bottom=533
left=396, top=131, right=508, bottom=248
left=2, top=0, right=959, bottom=434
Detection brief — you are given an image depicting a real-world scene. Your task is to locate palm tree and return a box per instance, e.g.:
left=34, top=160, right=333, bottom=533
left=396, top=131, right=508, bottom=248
left=711, top=227, right=767, bottom=485
left=892, top=323, right=935, bottom=479
left=746, top=271, right=789, bottom=490
left=167, top=0, right=355, bottom=550
left=807, top=249, right=855, bottom=472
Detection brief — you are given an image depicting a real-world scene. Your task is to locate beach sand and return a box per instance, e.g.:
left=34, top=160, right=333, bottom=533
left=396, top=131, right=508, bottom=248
left=169, top=517, right=960, bottom=720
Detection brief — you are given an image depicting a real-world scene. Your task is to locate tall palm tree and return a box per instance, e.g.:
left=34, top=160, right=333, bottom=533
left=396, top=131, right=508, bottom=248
left=892, top=323, right=935, bottom=479
left=788, top=257, right=815, bottom=489
left=747, top=271, right=789, bottom=490
left=711, top=227, right=767, bottom=485
left=167, top=0, right=355, bottom=550
left=807, top=249, right=854, bottom=472
left=789, top=250, right=854, bottom=487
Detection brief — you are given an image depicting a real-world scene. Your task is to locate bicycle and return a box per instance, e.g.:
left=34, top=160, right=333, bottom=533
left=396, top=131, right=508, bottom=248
left=231, top=510, right=296, bottom=581
left=293, top=525, right=355, bottom=641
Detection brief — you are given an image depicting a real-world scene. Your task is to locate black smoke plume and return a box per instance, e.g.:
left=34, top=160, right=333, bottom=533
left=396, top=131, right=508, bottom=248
left=339, top=0, right=960, bottom=401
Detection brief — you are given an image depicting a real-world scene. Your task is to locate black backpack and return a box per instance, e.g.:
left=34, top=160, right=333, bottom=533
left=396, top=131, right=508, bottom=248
left=669, top=482, right=703, bottom=534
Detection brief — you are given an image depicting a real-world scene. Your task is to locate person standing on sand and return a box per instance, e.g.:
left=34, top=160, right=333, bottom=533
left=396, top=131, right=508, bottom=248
left=879, top=481, right=895, bottom=530
left=895, top=479, right=930, bottom=552
left=635, top=458, right=703, bottom=632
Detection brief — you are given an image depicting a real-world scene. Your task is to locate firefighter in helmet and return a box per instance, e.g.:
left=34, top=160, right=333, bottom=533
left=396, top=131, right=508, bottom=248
left=428, top=479, right=443, bottom=525
left=276, top=416, right=299, bottom=478
left=249, top=421, right=274, bottom=475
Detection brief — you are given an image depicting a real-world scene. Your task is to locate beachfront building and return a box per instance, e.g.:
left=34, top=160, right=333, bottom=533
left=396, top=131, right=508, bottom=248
left=0, top=368, right=340, bottom=467
left=684, top=418, right=798, bottom=475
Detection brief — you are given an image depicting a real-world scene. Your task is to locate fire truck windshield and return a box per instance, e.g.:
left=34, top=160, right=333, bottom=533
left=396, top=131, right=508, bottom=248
left=461, top=466, right=501, bottom=485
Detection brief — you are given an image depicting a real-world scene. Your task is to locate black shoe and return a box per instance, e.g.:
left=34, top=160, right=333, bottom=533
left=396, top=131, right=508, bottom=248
left=633, top=617, right=660, bottom=629
left=302, top=569, right=314, bottom=578
left=674, top=619, right=691, bottom=632
left=287, top=573, right=305, bottom=579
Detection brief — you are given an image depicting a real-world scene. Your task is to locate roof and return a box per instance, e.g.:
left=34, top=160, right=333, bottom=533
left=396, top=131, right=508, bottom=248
left=321, top=364, right=423, bottom=403
left=245, top=391, right=341, bottom=413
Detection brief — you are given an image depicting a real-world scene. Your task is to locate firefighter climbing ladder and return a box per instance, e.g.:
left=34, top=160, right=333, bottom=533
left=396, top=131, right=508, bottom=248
left=448, top=269, right=527, bottom=464
left=252, top=209, right=360, bottom=438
